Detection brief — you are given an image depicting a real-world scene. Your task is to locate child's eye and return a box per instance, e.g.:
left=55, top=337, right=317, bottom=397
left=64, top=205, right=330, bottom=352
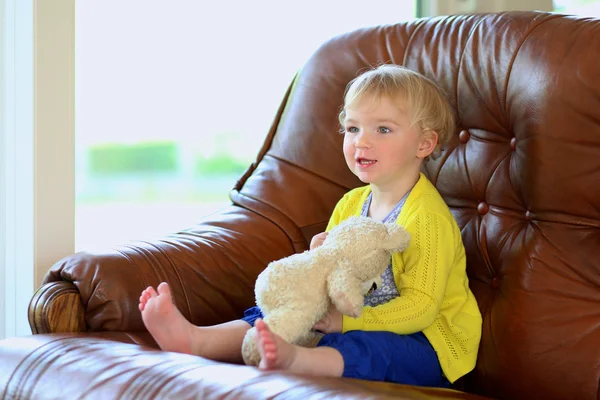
left=378, top=126, right=391, bottom=134
left=345, top=126, right=359, bottom=133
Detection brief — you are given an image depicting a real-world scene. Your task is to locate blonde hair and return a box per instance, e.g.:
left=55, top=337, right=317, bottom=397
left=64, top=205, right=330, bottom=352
left=339, top=64, right=455, bottom=159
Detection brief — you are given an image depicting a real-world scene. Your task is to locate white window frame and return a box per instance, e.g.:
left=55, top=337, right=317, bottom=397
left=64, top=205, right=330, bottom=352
left=1, top=0, right=34, bottom=339
left=1, top=0, right=75, bottom=340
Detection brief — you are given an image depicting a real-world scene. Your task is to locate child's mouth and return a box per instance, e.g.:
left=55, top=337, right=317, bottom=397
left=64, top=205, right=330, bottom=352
left=356, top=158, right=377, bottom=167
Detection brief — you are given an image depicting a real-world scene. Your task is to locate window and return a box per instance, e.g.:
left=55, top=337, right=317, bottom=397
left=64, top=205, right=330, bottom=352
left=554, top=0, right=600, bottom=15
left=75, top=1, right=417, bottom=250
left=1, top=0, right=35, bottom=340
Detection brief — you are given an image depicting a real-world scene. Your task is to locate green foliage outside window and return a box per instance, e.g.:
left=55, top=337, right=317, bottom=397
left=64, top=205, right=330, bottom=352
left=89, top=142, right=177, bottom=175
left=88, top=141, right=248, bottom=177
left=196, top=153, right=248, bottom=176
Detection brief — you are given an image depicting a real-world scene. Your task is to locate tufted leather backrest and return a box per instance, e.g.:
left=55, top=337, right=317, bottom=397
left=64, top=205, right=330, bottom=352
left=230, top=11, right=600, bottom=400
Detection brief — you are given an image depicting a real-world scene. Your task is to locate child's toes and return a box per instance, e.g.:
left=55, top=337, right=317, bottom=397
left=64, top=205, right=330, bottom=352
left=265, top=343, right=276, bottom=354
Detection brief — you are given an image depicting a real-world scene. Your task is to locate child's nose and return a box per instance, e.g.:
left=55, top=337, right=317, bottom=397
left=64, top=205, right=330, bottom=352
left=354, top=132, right=372, bottom=148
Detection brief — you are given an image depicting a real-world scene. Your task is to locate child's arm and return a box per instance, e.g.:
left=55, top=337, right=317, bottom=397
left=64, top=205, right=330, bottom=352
left=342, top=208, right=458, bottom=334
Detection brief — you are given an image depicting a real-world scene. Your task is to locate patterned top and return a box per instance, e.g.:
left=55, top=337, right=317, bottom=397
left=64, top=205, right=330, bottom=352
left=361, top=189, right=411, bottom=307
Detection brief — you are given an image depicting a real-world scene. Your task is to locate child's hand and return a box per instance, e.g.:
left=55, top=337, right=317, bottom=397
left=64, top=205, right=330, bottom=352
left=310, top=232, right=328, bottom=250
left=312, top=307, right=342, bottom=333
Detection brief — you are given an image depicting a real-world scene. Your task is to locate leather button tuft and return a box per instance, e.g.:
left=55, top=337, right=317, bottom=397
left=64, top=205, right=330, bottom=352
left=459, top=130, right=470, bottom=143
left=510, top=137, right=517, bottom=150
left=477, top=202, right=489, bottom=215
left=491, top=277, right=500, bottom=288
left=525, top=210, right=533, bottom=220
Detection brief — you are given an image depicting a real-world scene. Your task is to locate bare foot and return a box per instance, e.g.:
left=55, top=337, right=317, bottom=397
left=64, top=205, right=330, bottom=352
left=255, top=318, right=297, bottom=370
left=139, top=282, right=194, bottom=354
left=255, top=319, right=345, bottom=377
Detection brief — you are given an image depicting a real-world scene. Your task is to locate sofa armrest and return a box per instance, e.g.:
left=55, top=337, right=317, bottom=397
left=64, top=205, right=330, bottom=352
left=34, top=205, right=297, bottom=333
left=28, top=282, right=86, bottom=334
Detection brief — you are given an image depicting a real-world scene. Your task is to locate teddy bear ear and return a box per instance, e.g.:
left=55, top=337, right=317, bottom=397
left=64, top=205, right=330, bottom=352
left=384, top=223, right=411, bottom=253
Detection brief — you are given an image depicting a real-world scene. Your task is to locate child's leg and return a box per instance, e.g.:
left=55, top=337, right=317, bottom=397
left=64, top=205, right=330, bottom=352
left=255, top=320, right=448, bottom=386
left=255, top=319, right=344, bottom=377
left=139, top=282, right=250, bottom=363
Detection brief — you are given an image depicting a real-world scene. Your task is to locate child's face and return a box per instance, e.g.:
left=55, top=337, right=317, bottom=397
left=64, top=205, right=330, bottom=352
left=342, top=94, right=429, bottom=189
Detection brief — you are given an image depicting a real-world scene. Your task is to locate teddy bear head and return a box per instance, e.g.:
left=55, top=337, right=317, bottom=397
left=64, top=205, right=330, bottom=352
left=324, top=215, right=411, bottom=277
left=321, top=216, right=411, bottom=317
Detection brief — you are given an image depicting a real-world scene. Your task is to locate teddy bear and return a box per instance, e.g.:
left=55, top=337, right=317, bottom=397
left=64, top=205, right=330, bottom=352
left=241, top=215, right=411, bottom=366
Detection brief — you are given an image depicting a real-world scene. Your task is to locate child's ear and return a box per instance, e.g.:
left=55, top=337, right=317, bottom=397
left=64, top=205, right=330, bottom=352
left=417, top=130, right=438, bottom=158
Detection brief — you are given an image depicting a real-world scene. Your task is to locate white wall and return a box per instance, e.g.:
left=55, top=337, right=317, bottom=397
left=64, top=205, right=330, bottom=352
left=34, top=0, right=75, bottom=288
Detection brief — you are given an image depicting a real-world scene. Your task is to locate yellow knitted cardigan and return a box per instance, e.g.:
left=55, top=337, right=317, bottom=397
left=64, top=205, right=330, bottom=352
left=326, top=173, right=482, bottom=383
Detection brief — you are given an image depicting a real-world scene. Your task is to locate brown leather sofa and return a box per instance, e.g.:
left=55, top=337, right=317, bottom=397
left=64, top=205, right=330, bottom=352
left=1, top=11, right=599, bottom=400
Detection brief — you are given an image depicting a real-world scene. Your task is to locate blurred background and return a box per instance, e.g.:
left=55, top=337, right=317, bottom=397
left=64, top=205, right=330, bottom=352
left=74, top=0, right=418, bottom=250
left=74, top=0, right=600, bottom=251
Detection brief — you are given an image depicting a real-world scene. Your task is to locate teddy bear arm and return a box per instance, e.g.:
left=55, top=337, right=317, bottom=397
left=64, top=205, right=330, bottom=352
left=326, top=264, right=364, bottom=318
left=331, top=288, right=363, bottom=318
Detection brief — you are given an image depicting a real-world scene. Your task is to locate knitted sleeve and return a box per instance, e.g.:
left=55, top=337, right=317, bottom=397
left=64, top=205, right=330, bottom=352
left=342, top=207, right=456, bottom=334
